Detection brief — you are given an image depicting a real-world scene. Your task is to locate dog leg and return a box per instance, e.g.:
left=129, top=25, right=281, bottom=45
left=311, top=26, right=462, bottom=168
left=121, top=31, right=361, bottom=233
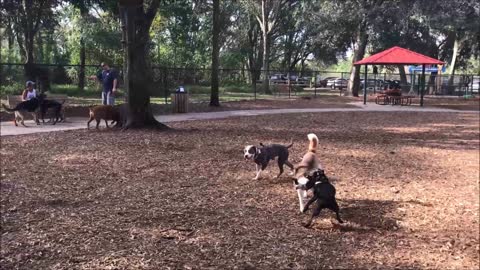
left=33, top=112, right=40, bottom=125
left=296, top=189, right=308, bottom=212
left=302, top=195, right=318, bottom=213
left=329, top=201, right=344, bottom=224
left=87, top=117, right=93, bottom=129
left=253, top=164, right=262, bottom=180
left=96, top=119, right=100, bottom=129
left=105, top=119, right=110, bottom=128
left=304, top=204, right=322, bottom=228
left=276, top=160, right=285, bottom=178
left=284, top=160, right=295, bottom=176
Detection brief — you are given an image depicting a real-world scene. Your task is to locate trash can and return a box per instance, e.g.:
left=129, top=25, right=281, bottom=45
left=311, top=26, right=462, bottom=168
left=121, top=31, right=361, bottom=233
left=172, top=86, right=188, bottom=113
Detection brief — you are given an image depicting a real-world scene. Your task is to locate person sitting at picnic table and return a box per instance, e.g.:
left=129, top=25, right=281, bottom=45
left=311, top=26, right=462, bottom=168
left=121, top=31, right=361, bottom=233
left=22, top=81, right=37, bottom=101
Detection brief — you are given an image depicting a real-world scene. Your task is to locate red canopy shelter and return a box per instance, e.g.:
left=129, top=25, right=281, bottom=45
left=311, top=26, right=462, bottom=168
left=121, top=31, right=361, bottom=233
left=354, top=46, right=445, bottom=106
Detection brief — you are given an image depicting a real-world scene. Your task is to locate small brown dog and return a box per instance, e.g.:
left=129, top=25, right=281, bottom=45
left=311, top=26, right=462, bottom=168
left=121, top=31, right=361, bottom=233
left=87, top=105, right=119, bottom=129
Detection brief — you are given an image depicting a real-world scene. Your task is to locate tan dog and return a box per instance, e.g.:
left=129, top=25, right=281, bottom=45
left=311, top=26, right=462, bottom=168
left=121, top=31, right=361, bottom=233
left=293, top=133, right=324, bottom=212
left=87, top=105, right=120, bottom=129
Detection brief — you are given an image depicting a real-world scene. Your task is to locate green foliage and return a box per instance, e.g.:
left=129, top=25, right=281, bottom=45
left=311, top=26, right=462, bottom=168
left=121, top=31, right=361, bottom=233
left=49, top=84, right=124, bottom=98
left=0, top=82, right=24, bottom=97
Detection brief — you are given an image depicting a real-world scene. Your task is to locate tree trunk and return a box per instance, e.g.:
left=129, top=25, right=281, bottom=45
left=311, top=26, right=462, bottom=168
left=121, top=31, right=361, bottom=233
left=119, top=0, right=168, bottom=130
left=210, top=0, right=220, bottom=107
left=261, top=0, right=271, bottom=94
left=397, top=65, right=408, bottom=91
left=283, top=32, right=294, bottom=71
left=37, top=32, right=44, bottom=63
left=346, top=21, right=368, bottom=97
left=6, top=18, right=14, bottom=63
left=447, top=36, right=464, bottom=94
left=247, top=14, right=263, bottom=91
left=79, top=36, right=86, bottom=91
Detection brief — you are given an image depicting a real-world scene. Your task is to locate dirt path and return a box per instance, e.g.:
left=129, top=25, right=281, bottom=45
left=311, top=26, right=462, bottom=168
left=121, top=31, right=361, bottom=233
left=1, top=102, right=478, bottom=136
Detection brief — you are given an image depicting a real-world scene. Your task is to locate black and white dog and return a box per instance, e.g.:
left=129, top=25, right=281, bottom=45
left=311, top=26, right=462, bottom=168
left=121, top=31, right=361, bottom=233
left=244, top=141, right=294, bottom=180
left=294, top=169, right=344, bottom=227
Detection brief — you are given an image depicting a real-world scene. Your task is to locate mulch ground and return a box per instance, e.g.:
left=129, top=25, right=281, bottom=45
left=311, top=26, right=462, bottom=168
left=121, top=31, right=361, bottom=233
left=1, top=111, right=479, bottom=269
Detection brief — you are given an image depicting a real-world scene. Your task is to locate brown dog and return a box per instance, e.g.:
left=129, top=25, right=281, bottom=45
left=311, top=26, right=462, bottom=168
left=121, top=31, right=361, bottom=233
left=293, top=133, right=324, bottom=212
left=87, top=105, right=120, bottom=129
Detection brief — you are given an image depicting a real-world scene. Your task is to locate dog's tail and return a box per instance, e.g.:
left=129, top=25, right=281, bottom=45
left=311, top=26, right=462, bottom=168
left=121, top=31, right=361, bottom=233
left=286, top=139, right=293, bottom=149
left=1, top=104, right=15, bottom=113
left=307, top=133, right=318, bottom=153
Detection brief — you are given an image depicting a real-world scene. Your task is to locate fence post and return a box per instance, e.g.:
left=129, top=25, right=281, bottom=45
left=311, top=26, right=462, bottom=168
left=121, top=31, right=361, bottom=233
left=163, top=67, right=168, bottom=104
left=253, top=70, right=257, bottom=101
left=314, top=71, right=317, bottom=98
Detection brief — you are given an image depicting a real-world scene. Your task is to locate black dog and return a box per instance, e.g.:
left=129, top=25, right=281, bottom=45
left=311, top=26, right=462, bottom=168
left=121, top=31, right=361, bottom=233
left=295, top=169, right=343, bottom=227
left=244, top=141, right=294, bottom=180
left=39, top=98, right=64, bottom=125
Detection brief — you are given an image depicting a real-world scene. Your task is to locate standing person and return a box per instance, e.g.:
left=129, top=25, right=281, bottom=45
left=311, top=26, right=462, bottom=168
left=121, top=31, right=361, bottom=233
left=90, top=62, right=118, bottom=105
left=22, top=81, right=37, bottom=101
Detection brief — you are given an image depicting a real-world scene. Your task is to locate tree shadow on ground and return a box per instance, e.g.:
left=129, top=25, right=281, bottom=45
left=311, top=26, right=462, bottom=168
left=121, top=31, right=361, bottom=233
left=335, top=198, right=402, bottom=232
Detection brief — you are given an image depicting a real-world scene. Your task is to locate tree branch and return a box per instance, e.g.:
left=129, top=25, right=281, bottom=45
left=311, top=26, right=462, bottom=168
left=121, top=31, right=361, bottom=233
left=33, top=0, right=47, bottom=34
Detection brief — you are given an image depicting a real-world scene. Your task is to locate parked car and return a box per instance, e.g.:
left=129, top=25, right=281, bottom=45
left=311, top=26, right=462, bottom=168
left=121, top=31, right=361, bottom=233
left=328, top=78, right=348, bottom=90
left=296, top=76, right=309, bottom=85
left=270, top=74, right=287, bottom=84
left=318, top=77, right=337, bottom=87
left=360, top=79, right=384, bottom=90
left=472, top=76, right=479, bottom=93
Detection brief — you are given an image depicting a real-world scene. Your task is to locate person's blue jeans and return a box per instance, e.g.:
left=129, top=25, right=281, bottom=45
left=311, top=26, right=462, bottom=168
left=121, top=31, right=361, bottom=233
left=102, top=91, right=115, bottom=105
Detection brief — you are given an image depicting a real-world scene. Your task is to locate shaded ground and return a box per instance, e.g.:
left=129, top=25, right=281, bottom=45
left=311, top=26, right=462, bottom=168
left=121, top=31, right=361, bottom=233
left=1, top=112, right=479, bottom=269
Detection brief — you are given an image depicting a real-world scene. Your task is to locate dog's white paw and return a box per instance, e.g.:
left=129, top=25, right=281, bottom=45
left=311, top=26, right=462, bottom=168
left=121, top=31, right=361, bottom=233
left=288, top=172, right=294, bottom=176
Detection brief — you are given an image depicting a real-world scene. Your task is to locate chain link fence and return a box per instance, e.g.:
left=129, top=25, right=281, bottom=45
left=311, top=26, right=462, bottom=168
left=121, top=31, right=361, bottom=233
left=1, top=63, right=478, bottom=106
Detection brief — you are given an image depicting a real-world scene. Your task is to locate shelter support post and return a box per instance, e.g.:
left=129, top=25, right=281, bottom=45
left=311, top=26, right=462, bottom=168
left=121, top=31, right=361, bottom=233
left=363, top=65, right=368, bottom=105
left=420, top=64, right=425, bottom=107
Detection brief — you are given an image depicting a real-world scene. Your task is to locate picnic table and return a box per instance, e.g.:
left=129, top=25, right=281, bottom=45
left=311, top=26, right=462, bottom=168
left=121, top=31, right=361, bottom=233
left=375, top=90, right=415, bottom=106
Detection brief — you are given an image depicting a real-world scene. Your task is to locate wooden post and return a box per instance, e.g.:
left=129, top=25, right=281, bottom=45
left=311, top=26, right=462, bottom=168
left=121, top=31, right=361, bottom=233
left=420, top=64, right=425, bottom=107
left=363, top=65, right=368, bottom=105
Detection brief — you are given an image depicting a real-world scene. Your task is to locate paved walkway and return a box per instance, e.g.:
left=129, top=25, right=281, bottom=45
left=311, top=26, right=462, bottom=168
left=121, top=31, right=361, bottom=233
left=1, top=102, right=478, bottom=136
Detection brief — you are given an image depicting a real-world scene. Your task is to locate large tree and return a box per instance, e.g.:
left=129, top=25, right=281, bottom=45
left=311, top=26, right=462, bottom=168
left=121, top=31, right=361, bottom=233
left=419, top=0, right=480, bottom=93
left=2, top=0, right=57, bottom=80
left=210, top=0, right=221, bottom=106
left=241, top=0, right=292, bottom=93
left=118, top=0, right=168, bottom=129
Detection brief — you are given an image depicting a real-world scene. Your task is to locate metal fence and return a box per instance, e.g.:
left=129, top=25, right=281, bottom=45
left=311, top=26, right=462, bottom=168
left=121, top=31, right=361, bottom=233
left=1, top=63, right=478, bottom=106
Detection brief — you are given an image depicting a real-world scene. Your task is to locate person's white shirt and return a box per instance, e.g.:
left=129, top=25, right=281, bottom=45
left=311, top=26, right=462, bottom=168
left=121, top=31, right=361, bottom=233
left=25, top=89, right=37, bottom=100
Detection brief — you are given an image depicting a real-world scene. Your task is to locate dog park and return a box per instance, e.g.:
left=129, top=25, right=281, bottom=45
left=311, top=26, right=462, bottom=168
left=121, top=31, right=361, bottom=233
left=1, top=0, right=479, bottom=269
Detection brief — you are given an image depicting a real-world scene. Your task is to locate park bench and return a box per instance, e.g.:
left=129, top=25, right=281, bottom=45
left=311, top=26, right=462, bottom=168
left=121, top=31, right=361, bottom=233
left=3, top=94, right=69, bottom=121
